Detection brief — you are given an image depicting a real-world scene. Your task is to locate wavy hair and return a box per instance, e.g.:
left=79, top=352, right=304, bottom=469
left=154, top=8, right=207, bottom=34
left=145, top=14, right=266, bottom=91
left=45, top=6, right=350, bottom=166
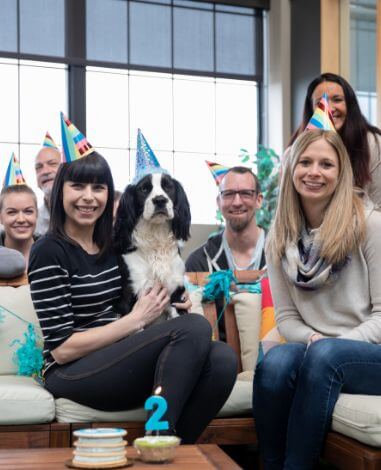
left=289, top=73, right=381, bottom=189
left=268, top=130, right=365, bottom=265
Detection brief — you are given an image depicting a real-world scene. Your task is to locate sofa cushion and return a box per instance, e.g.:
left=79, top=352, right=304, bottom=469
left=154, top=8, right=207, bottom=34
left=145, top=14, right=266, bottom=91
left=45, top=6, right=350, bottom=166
left=0, top=285, right=42, bottom=375
left=332, top=393, right=381, bottom=447
left=0, top=375, right=55, bottom=424
left=189, top=287, right=262, bottom=373
left=232, top=292, right=261, bottom=372
left=55, top=378, right=252, bottom=423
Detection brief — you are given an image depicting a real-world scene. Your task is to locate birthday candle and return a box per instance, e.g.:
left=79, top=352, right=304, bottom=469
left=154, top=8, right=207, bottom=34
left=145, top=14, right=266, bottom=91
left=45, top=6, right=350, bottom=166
left=144, top=386, right=169, bottom=432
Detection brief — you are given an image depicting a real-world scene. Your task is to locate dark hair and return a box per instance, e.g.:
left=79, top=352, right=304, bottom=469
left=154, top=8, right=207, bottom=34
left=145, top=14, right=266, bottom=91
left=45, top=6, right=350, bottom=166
left=224, top=166, right=261, bottom=193
left=49, top=152, right=114, bottom=258
left=289, top=72, right=381, bottom=188
left=0, top=185, right=37, bottom=211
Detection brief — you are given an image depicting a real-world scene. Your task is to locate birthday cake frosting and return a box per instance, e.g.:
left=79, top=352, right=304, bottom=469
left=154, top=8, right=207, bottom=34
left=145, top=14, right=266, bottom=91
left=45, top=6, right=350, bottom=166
left=134, top=435, right=180, bottom=463
left=72, top=428, right=128, bottom=468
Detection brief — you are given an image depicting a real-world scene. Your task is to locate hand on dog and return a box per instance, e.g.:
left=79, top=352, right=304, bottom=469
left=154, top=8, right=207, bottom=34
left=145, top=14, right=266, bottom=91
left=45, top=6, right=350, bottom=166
left=131, top=282, right=170, bottom=328
left=171, top=290, right=192, bottom=313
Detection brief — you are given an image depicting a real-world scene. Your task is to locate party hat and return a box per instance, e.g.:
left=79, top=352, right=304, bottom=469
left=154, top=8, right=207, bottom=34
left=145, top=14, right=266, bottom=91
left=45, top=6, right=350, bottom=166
left=133, top=129, right=168, bottom=184
left=205, top=160, right=230, bottom=186
left=3, top=153, right=26, bottom=187
left=43, top=131, right=59, bottom=150
left=306, top=93, right=336, bottom=132
left=60, top=112, right=94, bottom=163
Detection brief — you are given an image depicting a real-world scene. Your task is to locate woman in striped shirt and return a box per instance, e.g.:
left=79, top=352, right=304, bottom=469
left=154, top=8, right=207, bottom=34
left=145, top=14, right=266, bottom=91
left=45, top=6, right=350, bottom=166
left=28, top=153, right=237, bottom=444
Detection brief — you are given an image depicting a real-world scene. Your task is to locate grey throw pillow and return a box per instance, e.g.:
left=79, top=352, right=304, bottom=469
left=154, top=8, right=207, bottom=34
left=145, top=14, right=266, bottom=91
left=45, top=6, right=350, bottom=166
left=0, top=247, right=25, bottom=279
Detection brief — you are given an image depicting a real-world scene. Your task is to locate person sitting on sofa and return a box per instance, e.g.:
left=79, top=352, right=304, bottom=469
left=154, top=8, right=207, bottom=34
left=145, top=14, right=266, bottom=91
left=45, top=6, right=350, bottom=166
left=28, top=117, right=237, bottom=445
left=186, top=166, right=266, bottom=274
left=253, top=129, right=381, bottom=470
left=186, top=165, right=266, bottom=340
left=0, top=185, right=38, bottom=266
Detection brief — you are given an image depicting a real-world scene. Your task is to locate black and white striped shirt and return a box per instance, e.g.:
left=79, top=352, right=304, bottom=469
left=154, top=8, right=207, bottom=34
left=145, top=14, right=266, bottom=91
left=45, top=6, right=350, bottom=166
left=28, top=236, right=122, bottom=374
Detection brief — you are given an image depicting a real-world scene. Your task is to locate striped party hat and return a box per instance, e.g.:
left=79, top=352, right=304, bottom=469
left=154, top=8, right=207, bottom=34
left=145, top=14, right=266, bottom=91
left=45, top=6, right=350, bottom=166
left=133, top=129, right=168, bottom=184
left=306, top=93, right=336, bottom=132
left=60, top=112, right=94, bottom=163
left=43, top=131, right=59, bottom=150
left=3, top=153, right=26, bottom=187
left=205, top=160, right=230, bottom=186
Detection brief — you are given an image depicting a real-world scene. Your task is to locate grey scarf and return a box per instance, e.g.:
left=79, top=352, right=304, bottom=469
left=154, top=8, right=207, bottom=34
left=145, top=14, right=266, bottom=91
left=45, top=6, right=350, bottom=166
left=282, top=227, right=349, bottom=290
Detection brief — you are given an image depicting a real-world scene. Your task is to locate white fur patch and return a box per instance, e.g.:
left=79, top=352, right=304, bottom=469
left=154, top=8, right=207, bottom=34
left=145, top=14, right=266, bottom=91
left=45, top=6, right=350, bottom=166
left=142, top=173, right=174, bottom=222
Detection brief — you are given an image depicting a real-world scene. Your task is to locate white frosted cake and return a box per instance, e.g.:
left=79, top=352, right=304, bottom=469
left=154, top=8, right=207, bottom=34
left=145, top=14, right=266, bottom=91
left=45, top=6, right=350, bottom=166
left=72, top=428, right=128, bottom=468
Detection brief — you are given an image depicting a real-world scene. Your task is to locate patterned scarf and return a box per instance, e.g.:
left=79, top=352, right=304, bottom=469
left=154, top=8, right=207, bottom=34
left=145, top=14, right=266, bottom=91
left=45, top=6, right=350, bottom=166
left=282, top=226, right=349, bottom=290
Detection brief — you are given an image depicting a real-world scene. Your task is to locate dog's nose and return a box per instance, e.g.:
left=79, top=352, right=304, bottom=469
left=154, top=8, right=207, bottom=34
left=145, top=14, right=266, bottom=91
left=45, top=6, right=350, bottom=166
left=152, top=195, right=168, bottom=207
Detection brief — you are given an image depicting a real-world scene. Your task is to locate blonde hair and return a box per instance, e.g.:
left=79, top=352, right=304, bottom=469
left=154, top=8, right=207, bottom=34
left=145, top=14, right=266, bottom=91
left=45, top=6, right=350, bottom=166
left=267, top=130, right=365, bottom=265
left=0, top=185, right=37, bottom=212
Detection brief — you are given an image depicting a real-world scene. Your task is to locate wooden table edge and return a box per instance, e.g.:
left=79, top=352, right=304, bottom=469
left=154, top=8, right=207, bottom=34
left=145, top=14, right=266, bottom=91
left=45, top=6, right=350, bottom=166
left=198, top=444, right=242, bottom=469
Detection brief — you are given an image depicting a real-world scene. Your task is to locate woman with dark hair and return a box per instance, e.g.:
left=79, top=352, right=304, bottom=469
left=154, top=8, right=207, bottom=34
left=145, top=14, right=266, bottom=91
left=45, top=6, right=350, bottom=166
left=288, top=72, right=381, bottom=207
left=28, top=152, right=237, bottom=444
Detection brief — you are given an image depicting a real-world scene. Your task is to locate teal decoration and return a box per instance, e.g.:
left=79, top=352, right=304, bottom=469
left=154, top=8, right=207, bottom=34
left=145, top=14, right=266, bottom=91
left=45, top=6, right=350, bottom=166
left=203, top=270, right=238, bottom=329
left=184, top=277, right=199, bottom=293
left=0, top=308, right=5, bottom=323
left=233, top=282, right=261, bottom=295
left=202, top=270, right=237, bottom=305
left=10, top=323, right=43, bottom=378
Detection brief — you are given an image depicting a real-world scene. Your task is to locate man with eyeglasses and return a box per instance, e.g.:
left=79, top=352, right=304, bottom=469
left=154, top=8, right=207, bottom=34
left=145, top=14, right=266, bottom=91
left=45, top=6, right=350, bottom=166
left=186, top=166, right=266, bottom=275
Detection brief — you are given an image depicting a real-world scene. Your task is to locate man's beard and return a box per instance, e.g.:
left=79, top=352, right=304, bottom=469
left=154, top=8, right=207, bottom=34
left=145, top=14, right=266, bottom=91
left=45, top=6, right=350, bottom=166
left=227, top=214, right=253, bottom=232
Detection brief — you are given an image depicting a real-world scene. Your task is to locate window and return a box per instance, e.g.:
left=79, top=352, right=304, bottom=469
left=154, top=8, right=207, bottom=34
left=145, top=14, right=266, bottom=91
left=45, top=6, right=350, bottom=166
left=86, top=67, right=258, bottom=224
left=350, top=0, right=377, bottom=124
left=0, top=0, right=266, bottom=223
left=0, top=59, right=67, bottom=205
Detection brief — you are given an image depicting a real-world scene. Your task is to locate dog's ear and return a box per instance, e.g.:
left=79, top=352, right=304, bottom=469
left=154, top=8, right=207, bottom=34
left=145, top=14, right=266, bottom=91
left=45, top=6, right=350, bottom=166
left=172, top=178, right=191, bottom=241
left=113, top=185, right=139, bottom=253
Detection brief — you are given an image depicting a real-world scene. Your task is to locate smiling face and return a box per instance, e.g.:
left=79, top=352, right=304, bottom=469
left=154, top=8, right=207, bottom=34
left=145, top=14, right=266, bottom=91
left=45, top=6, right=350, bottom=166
left=35, top=147, right=61, bottom=197
left=293, top=137, right=340, bottom=209
left=0, top=191, right=37, bottom=243
left=312, top=81, right=347, bottom=131
left=63, top=181, right=108, bottom=232
left=135, top=173, right=175, bottom=223
left=218, top=171, right=262, bottom=232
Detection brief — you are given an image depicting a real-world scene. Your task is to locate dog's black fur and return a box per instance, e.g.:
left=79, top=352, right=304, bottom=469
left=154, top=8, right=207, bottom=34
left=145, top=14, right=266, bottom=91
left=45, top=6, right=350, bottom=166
left=113, top=172, right=191, bottom=317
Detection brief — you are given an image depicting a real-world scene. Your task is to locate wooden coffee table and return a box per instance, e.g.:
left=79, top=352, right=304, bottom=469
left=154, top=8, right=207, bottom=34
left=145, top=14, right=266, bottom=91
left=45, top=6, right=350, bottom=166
left=0, top=445, right=241, bottom=469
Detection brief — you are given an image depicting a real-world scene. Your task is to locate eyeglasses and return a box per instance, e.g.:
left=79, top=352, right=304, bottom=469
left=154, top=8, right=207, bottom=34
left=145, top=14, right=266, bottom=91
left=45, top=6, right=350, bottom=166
left=219, top=189, right=257, bottom=200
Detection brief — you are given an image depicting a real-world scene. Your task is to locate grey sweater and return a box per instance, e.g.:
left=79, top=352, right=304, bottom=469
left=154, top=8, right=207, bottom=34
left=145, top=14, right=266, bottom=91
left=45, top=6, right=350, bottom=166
left=267, top=206, right=381, bottom=344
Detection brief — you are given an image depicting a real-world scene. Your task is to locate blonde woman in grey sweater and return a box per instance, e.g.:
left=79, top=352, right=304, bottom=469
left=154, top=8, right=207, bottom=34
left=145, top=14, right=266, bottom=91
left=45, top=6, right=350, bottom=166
left=253, top=129, right=381, bottom=470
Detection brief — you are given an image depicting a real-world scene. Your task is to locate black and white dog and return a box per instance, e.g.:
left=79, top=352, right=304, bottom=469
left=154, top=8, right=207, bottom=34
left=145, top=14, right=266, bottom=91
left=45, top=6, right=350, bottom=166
left=114, top=172, right=191, bottom=322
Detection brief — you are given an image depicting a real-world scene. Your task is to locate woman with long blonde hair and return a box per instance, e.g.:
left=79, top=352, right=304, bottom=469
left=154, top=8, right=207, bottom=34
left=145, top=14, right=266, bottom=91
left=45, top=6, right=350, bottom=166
left=253, top=130, right=381, bottom=469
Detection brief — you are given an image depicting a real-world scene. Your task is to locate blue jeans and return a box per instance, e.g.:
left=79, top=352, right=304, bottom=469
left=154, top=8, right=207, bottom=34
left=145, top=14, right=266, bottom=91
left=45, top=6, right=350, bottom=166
left=253, top=338, right=381, bottom=470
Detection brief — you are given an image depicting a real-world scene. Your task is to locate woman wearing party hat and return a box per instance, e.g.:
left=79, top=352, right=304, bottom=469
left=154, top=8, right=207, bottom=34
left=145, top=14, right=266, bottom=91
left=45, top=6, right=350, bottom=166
left=28, top=116, right=237, bottom=444
left=288, top=73, right=381, bottom=208
left=0, top=153, right=38, bottom=268
left=253, top=129, right=381, bottom=469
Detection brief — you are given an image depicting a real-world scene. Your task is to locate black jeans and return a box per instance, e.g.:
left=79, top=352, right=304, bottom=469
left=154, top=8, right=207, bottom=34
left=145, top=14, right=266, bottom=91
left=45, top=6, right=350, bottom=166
left=45, top=313, right=238, bottom=443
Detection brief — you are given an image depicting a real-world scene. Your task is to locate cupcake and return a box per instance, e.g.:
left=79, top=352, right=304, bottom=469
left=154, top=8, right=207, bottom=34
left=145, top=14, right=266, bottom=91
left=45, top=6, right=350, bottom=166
left=133, top=435, right=181, bottom=463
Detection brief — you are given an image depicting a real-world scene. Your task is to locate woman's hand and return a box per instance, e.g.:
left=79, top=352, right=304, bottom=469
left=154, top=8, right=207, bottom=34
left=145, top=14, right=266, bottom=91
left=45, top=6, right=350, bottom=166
left=172, top=290, right=192, bottom=312
left=130, top=282, right=170, bottom=328
left=307, top=332, right=323, bottom=347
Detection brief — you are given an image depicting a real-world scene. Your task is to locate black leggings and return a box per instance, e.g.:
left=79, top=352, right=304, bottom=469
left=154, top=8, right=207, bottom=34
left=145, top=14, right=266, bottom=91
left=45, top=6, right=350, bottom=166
left=44, top=314, right=238, bottom=443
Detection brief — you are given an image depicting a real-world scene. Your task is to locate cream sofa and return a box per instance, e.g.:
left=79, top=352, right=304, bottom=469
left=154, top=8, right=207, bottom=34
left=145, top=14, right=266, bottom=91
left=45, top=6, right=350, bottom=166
left=1, top=282, right=381, bottom=449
